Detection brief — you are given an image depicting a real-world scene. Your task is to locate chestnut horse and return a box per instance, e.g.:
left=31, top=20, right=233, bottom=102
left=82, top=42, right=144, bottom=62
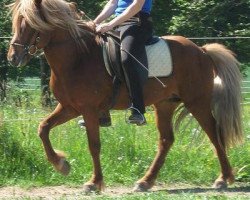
left=8, top=0, right=243, bottom=192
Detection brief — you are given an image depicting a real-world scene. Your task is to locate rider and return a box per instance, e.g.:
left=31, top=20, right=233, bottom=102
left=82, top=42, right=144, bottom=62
left=94, top=0, right=153, bottom=125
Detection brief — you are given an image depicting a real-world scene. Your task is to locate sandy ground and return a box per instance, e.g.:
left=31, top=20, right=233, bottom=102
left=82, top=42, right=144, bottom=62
left=0, top=183, right=249, bottom=199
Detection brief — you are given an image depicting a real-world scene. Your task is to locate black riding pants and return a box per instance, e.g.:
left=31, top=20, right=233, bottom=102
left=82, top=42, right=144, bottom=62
left=116, top=12, right=153, bottom=114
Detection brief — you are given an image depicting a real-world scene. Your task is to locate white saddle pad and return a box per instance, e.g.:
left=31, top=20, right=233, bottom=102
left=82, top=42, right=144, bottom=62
left=146, top=38, right=173, bottom=77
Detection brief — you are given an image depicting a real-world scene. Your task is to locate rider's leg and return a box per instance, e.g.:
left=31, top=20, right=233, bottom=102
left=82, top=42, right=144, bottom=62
left=118, top=15, right=152, bottom=125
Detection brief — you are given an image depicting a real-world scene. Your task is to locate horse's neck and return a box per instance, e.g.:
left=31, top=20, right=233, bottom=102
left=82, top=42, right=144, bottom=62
left=44, top=29, right=100, bottom=73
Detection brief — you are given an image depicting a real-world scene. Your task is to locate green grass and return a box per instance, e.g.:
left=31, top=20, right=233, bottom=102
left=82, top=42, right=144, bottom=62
left=0, top=79, right=249, bottom=200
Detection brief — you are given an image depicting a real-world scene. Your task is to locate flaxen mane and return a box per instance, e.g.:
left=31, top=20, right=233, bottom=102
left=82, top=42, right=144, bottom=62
left=10, top=0, right=94, bottom=51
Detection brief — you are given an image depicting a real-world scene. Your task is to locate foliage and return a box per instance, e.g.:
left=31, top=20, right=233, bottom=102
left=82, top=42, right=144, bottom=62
left=0, top=0, right=11, bottom=99
left=74, top=0, right=108, bottom=19
left=0, top=0, right=41, bottom=84
left=167, top=0, right=250, bottom=64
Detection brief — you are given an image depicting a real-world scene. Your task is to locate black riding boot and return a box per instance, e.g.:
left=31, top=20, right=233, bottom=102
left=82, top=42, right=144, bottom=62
left=122, top=62, right=147, bottom=126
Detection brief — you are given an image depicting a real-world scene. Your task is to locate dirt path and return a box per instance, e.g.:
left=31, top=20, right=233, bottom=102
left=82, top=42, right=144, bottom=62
left=0, top=183, right=249, bottom=199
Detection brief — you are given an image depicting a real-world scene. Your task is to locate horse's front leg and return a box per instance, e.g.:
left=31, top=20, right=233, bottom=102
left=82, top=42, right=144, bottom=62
left=38, top=103, right=79, bottom=175
left=83, top=110, right=103, bottom=192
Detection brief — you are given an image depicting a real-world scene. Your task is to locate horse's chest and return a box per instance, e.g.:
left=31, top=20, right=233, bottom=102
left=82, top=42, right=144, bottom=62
left=50, top=79, right=73, bottom=104
left=51, top=79, right=99, bottom=106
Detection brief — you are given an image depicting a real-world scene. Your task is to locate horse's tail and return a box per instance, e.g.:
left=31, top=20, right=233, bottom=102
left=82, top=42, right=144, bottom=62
left=202, top=43, right=243, bottom=148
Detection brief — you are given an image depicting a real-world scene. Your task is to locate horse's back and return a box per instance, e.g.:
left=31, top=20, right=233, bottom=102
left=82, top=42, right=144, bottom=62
left=163, top=35, right=214, bottom=74
left=162, top=35, right=198, bottom=47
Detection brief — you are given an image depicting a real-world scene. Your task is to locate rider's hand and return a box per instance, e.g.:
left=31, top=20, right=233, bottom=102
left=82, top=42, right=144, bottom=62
left=86, top=21, right=97, bottom=30
left=96, top=23, right=114, bottom=34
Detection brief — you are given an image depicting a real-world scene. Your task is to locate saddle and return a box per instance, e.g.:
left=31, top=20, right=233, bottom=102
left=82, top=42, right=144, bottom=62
left=101, top=30, right=160, bottom=82
left=101, top=31, right=173, bottom=108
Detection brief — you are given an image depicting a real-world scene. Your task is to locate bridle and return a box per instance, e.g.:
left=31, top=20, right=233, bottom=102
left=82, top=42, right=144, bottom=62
left=10, top=32, right=41, bottom=56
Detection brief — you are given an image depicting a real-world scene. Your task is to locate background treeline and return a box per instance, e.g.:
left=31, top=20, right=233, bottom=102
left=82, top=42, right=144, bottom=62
left=0, top=0, right=249, bottom=81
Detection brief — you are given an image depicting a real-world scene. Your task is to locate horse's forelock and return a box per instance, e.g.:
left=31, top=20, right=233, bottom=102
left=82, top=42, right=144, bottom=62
left=12, top=0, right=83, bottom=32
left=11, top=0, right=52, bottom=33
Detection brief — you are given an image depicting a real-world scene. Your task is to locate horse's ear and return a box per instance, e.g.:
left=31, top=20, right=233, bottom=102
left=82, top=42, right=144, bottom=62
left=34, top=0, right=42, bottom=8
left=69, top=2, right=85, bottom=19
left=34, top=0, right=46, bottom=21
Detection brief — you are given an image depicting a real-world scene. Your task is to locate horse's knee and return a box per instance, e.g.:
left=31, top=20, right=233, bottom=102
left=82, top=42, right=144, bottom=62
left=38, top=121, right=50, bottom=139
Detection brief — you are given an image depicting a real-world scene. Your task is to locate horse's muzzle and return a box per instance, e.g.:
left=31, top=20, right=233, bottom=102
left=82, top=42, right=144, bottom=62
left=7, top=51, right=28, bottom=67
left=7, top=53, right=18, bottom=67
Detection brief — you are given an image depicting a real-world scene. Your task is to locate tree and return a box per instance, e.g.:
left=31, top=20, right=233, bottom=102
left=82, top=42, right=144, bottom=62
left=0, top=0, right=42, bottom=101
left=0, top=0, right=12, bottom=100
left=167, top=0, right=250, bottom=63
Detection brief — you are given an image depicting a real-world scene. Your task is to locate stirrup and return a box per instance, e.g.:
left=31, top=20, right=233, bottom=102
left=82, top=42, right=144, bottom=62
left=126, top=106, right=147, bottom=126
left=128, top=113, right=147, bottom=126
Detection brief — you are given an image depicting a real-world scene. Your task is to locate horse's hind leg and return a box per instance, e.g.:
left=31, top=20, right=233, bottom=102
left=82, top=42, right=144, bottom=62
left=38, top=103, right=79, bottom=175
left=134, top=100, right=178, bottom=192
left=186, top=100, right=234, bottom=189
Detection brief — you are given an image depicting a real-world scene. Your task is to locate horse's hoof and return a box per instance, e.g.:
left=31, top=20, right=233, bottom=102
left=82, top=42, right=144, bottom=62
left=55, top=158, right=71, bottom=176
left=83, top=184, right=99, bottom=194
left=133, top=182, right=150, bottom=192
left=212, top=180, right=228, bottom=189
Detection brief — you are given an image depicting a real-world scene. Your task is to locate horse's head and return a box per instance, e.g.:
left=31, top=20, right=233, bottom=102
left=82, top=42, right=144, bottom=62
left=7, top=0, right=51, bottom=67
left=7, top=17, right=51, bottom=67
left=8, top=0, right=96, bottom=67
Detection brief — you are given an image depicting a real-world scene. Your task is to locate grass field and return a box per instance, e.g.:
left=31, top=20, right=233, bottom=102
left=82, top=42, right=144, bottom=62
left=0, top=76, right=249, bottom=199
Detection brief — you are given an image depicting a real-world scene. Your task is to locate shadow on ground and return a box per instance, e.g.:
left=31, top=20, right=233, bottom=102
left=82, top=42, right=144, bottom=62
left=155, top=185, right=250, bottom=195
